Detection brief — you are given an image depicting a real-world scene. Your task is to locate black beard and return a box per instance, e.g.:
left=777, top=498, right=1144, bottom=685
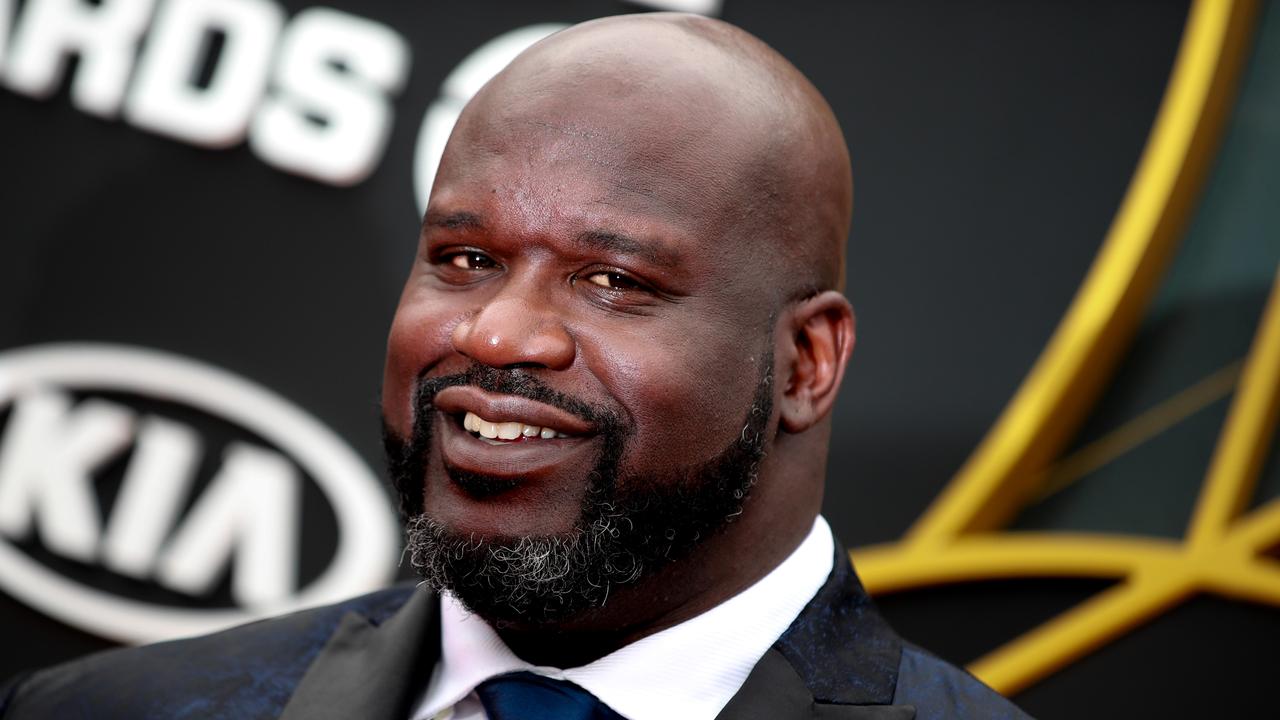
left=382, top=360, right=773, bottom=627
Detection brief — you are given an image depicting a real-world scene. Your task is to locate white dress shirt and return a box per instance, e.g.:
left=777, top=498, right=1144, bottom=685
left=409, top=515, right=836, bottom=720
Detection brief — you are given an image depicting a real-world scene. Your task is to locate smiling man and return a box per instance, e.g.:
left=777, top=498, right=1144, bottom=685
left=381, top=11, right=842, bottom=651
left=0, top=12, right=1028, bottom=720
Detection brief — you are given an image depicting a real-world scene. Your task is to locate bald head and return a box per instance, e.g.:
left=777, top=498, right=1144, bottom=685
left=437, top=12, right=852, bottom=295
left=391, top=13, right=858, bottom=646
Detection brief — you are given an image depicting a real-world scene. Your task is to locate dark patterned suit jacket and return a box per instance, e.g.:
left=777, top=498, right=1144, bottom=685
left=0, top=548, right=1031, bottom=719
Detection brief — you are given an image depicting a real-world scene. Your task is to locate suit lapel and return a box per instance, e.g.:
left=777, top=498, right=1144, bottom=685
left=717, top=545, right=915, bottom=720
left=281, top=544, right=909, bottom=720
left=281, top=587, right=441, bottom=720
left=716, top=649, right=914, bottom=720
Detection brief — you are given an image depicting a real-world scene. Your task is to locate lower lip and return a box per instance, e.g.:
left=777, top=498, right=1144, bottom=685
left=437, top=412, right=599, bottom=481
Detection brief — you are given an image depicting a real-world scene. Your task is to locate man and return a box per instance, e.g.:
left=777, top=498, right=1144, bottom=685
left=1, top=13, right=1029, bottom=720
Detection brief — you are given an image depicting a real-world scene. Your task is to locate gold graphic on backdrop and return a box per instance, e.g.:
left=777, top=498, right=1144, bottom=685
left=851, top=0, right=1276, bottom=695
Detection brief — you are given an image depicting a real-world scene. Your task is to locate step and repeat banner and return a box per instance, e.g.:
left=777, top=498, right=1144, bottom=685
left=2, top=0, right=1278, bottom=716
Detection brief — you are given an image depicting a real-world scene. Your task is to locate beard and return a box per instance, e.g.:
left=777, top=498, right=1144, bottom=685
left=382, top=359, right=773, bottom=627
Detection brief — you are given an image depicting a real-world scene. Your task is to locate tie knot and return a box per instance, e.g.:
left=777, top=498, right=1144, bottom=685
left=475, top=671, right=624, bottom=720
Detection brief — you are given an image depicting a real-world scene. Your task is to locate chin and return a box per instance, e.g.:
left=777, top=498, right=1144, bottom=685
left=402, top=510, right=642, bottom=626
left=418, top=462, right=592, bottom=539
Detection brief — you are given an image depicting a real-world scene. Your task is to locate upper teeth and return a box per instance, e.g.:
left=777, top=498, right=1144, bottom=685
left=463, top=411, right=568, bottom=440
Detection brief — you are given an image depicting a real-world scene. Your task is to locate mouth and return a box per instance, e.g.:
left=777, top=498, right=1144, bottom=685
left=461, top=410, right=573, bottom=443
left=429, top=385, right=602, bottom=485
left=432, top=385, right=595, bottom=440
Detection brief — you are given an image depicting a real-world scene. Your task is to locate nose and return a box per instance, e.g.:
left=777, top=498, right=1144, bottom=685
left=451, top=291, right=575, bottom=370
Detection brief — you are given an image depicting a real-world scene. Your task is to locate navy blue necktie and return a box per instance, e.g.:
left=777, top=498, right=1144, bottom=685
left=475, top=671, right=626, bottom=720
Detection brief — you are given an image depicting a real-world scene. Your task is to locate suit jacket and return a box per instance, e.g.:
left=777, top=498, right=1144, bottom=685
left=0, top=547, right=1031, bottom=719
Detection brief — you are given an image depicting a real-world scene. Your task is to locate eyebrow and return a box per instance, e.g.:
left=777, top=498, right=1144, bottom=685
left=423, top=211, right=484, bottom=231
left=575, top=229, right=680, bottom=268
left=423, top=211, right=681, bottom=269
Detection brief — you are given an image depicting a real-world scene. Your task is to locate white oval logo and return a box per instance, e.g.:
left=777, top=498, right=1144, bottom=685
left=0, top=343, right=400, bottom=644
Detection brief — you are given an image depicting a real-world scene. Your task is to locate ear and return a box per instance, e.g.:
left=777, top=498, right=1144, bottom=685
left=778, top=291, right=856, bottom=434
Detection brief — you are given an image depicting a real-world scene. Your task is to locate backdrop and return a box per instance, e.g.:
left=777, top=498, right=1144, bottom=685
left=2, top=0, right=1278, bottom=716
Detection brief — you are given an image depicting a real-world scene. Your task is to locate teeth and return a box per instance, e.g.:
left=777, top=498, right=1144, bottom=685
left=463, top=411, right=567, bottom=441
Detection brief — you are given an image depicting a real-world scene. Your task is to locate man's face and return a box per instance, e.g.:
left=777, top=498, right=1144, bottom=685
left=382, top=77, right=781, bottom=620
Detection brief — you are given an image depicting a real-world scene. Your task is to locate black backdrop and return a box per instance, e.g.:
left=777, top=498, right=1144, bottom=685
left=7, top=1, right=1276, bottom=717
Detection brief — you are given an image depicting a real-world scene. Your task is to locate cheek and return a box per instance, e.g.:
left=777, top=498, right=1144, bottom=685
left=592, top=329, right=767, bottom=472
left=382, top=289, right=465, bottom=434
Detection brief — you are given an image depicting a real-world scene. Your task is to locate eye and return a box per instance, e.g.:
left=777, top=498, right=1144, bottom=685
left=584, top=271, right=643, bottom=291
left=448, top=251, right=498, bottom=270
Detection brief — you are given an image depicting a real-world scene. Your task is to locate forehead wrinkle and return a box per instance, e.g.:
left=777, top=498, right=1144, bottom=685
left=467, top=118, right=701, bottom=223
left=521, top=118, right=609, bottom=144
left=510, top=118, right=632, bottom=180
left=474, top=74, right=742, bottom=195
left=575, top=229, right=679, bottom=268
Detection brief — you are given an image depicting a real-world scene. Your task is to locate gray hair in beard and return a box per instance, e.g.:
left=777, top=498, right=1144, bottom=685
left=402, top=495, right=644, bottom=625
left=384, top=360, right=773, bottom=627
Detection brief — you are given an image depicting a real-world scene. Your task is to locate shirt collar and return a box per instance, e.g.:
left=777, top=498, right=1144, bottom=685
left=414, top=515, right=835, bottom=720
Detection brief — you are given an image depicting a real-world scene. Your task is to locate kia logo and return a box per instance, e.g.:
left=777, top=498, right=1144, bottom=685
left=0, top=343, right=399, bottom=644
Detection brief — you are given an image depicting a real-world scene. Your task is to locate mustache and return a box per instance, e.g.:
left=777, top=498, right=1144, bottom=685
left=411, top=363, right=622, bottom=433
left=384, top=362, right=622, bottom=519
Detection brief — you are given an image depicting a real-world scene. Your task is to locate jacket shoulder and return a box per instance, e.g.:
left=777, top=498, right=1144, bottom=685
left=0, top=585, right=417, bottom=720
left=892, top=643, right=1034, bottom=719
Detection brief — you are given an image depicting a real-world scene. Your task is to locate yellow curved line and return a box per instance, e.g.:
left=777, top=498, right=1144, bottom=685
left=857, top=489, right=1280, bottom=695
left=1201, top=558, right=1280, bottom=605
left=1032, top=360, right=1242, bottom=502
left=1188, top=267, right=1280, bottom=546
left=853, top=534, right=1182, bottom=593
left=907, top=0, right=1259, bottom=543
left=857, top=498, right=1280, bottom=597
left=968, top=575, right=1195, bottom=695
left=844, top=0, right=1263, bottom=696
left=856, top=505, right=1280, bottom=693
left=853, top=276, right=1280, bottom=692
left=1223, top=497, right=1280, bottom=552
left=968, top=547, right=1280, bottom=693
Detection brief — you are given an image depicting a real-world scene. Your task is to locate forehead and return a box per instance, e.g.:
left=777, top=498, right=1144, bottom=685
left=428, top=49, right=776, bottom=248
left=435, top=138, right=678, bottom=254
